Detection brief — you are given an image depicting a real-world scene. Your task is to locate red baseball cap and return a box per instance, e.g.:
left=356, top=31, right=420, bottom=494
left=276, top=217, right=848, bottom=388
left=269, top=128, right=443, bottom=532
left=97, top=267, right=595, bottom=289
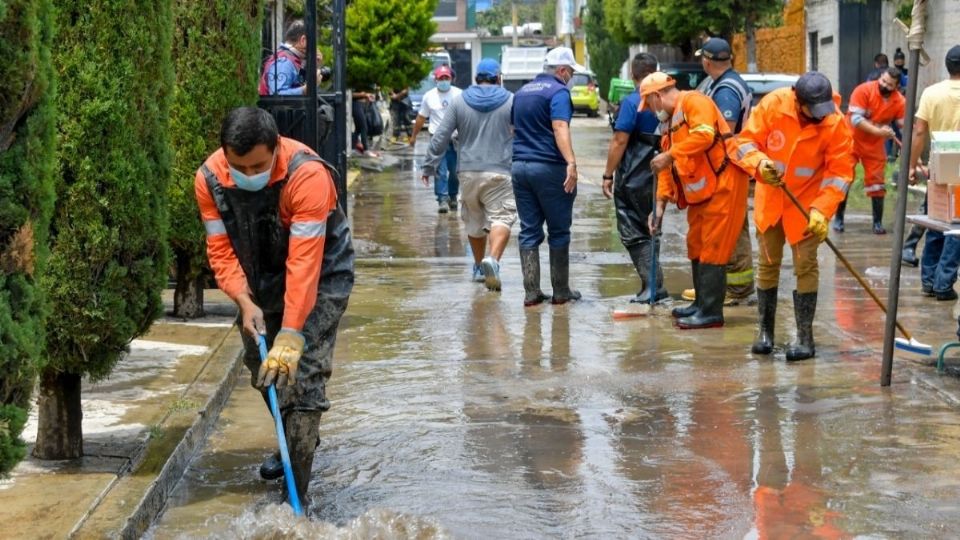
left=434, top=65, right=454, bottom=79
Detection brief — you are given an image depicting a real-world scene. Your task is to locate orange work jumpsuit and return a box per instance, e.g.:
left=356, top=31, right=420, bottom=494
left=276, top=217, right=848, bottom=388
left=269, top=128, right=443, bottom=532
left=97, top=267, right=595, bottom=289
left=735, top=88, right=855, bottom=246
left=847, top=80, right=905, bottom=198
left=656, top=91, right=751, bottom=265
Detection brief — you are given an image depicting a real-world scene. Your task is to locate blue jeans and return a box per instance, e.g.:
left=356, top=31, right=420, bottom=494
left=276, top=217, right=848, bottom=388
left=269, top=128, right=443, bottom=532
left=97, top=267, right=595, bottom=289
left=921, top=229, right=960, bottom=292
left=512, top=160, right=576, bottom=249
left=435, top=146, right=459, bottom=202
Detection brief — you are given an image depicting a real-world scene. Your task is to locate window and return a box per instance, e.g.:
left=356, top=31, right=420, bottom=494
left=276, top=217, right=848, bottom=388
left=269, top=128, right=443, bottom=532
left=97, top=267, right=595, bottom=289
left=809, top=31, right=819, bottom=71
left=435, top=0, right=457, bottom=18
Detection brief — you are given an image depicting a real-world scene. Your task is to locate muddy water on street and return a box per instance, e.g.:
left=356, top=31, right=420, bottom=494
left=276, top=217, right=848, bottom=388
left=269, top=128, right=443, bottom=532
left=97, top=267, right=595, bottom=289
left=148, top=118, right=960, bottom=539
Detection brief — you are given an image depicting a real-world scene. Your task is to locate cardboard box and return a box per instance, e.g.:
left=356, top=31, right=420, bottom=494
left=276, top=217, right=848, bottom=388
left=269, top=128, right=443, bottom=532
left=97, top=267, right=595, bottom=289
left=927, top=181, right=960, bottom=223
left=929, top=131, right=960, bottom=184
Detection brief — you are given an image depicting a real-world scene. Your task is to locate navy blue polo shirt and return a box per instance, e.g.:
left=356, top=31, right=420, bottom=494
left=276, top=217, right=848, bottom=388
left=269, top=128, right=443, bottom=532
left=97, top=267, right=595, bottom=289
left=512, top=73, right=573, bottom=164
left=614, top=90, right=660, bottom=135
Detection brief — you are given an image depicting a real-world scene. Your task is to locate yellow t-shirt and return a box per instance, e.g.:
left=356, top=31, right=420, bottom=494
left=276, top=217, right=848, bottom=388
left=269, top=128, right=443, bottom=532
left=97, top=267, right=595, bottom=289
left=916, top=79, right=960, bottom=131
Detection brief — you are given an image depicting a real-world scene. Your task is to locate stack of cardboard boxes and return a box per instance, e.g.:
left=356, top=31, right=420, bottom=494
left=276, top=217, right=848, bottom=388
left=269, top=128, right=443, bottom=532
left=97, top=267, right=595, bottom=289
left=927, top=132, right=960, bottom=223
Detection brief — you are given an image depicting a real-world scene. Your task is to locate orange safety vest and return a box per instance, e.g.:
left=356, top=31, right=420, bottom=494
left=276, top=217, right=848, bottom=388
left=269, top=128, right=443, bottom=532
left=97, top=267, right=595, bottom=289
left=734, top=87, right=856, bottom=245
left=657, top=91, right=734, bottom=207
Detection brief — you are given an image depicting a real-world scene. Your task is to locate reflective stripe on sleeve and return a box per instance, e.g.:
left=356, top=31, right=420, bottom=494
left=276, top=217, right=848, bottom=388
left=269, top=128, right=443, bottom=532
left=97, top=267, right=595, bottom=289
left=736, top=142, right=758, bottom=160
left=850, top=113, right=866, bottom=126
left=204, top=219, right=227, bottom=236
left=290, top=221, right=327, bottom=238
left=794, top=167, right=815, bottom=178
left=848, top=106, right=867, bottom=115
left=689, top=124, right=716, bottom=135
left=820, top=177, right=850, bottom=194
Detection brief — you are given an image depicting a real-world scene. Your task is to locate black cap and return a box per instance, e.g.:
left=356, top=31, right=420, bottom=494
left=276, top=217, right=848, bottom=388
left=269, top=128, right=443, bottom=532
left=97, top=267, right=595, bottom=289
left=794, top=71, right=835, bottom=119
left=695, top=38, right=732, bottom=61
left=894, top=47, right=905, bottom=61
left=947, top=45, right=960, bottom=64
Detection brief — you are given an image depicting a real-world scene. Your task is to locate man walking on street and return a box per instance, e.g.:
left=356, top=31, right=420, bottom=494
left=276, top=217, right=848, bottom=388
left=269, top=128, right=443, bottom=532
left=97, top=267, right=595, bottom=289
left=834, top=68, right=904, bottom=234
left=512, top=47, right=584, bottom=306
left=694, top=37, right=756, bottom=306
left=644, top=72, right=751, bottom=329
left=910, top=45, right=960, bottom=301
left=601, top=52, right=668, bottom=303
left=411, top=65, right=462, bottom=213
left=736, top=72, right=855, bottom=360
left=194, top=107, right=355, bottom=506
left=422, top=58, right=518, bottom=291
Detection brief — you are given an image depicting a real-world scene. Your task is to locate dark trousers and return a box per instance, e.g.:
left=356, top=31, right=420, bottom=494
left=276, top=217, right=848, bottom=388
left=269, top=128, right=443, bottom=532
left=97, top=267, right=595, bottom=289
left=512, top=160, right=576, bottom=249
left=351, top=100, right=369, bottom=151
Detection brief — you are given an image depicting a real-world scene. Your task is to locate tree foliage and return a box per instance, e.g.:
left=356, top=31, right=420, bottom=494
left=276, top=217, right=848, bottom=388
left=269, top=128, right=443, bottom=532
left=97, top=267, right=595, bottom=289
left=0, top=0, right=57, bottom=475
left=346, top=0, right=438, bottom=90
left=477, top=0, right=551, bottom=36
left=43, top=0, right=174, bottom=380
left=168, top=0, right=263, bottom=317
left=584, top=0, right=628, bottom=94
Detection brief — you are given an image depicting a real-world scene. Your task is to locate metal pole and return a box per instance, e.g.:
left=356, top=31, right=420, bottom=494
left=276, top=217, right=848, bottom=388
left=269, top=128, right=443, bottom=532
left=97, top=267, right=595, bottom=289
left=332, top=0, right=348, bottom=213
left=305, top=0, right=319, bottom=152
left=881, top=0, right=926, bottom=386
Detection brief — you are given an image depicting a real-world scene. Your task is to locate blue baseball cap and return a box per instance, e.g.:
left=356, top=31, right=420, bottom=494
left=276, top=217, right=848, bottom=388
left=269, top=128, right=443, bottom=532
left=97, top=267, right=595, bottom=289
left=476, top=58, right=501, bottom=78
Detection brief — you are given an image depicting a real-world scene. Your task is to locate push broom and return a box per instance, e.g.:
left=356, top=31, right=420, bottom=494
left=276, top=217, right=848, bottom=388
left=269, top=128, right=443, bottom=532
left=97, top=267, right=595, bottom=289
left=613, top=173, right=663, bottom=319
left=780, top=183, right=932, bottom=355
left=258, top=335, right=305, bottom=516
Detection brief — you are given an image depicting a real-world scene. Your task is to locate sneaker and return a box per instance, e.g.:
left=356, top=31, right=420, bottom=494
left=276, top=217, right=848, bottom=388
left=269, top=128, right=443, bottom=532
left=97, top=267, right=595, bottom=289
left=681, top=288, right=696, bottom=301
left=481, top=256, right=502, bottom=291
left=438, top=198, right=450, bottom=214
left=922, top=284, right=935, bottom=297
left=936, top=288, right=958, bottom=301
left=472, top=263, right=485, bottom=283
left=873, top=222, right=887, bottom=235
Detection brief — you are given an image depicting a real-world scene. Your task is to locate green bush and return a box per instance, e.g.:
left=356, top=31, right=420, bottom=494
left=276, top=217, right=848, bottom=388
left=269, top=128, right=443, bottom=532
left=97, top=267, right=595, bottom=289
left=34, top=0, right=174, bottom=458
left=168, top=0, right=263, bottom=318
left=346, top=0, right=438, bottom=90
left=0, top=0, right=57, bottom=475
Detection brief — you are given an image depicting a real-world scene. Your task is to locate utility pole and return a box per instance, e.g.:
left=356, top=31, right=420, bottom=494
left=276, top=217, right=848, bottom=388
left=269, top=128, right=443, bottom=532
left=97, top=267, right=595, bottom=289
left=511, top=1, right=519, bottom=46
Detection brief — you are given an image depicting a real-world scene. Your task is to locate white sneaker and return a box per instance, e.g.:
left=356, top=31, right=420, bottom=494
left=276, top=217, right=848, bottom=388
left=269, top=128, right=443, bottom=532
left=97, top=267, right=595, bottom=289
left=481, top=256, right=501, bottom=291
left=472, top=263, right=485, bottom=283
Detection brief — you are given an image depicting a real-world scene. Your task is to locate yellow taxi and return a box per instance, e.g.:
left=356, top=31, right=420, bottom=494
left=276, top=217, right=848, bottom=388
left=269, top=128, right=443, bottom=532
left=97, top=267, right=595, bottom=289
left=570, top=71, right=600, bottom=117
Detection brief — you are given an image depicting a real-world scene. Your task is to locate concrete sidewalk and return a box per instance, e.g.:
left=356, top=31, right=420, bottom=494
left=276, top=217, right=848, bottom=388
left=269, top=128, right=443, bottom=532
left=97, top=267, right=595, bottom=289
left=0, top=290, right=244, bottom=539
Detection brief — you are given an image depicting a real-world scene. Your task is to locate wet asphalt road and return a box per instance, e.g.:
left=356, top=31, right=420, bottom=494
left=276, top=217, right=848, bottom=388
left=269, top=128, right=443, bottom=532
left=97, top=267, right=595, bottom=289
left=148, top=116, right=960, bottom=539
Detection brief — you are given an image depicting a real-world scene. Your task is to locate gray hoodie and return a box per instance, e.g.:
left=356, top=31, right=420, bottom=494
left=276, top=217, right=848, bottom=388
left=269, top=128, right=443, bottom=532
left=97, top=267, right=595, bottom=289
left=422, top=84, right=513, bottom=177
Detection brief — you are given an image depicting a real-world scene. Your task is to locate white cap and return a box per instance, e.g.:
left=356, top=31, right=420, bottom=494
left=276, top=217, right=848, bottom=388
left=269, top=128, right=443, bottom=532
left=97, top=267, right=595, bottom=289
left=544, top=47, right=587, bottom=73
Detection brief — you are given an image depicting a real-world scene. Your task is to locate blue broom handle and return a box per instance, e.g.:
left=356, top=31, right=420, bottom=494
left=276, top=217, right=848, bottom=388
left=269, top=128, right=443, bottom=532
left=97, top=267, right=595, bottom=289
left=258, top=335, right=304, bottom=516
left=650, top=174, right=658, bottom=304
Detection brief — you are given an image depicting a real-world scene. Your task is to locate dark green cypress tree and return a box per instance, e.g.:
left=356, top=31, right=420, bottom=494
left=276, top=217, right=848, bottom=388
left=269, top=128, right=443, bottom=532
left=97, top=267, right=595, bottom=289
left=33, top=0, right=174, bottom=459
left=0, top=0, right=57, bottom=474
left=168, top=0, right=263, bottom=318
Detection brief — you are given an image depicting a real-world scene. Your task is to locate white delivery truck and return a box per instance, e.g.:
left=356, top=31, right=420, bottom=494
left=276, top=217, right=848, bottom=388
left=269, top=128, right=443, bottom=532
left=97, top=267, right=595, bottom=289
left=500, top=46, right=547, bottom=93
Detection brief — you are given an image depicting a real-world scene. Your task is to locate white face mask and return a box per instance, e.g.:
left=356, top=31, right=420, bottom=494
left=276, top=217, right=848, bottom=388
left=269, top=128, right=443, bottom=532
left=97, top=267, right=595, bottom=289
left=656, top=109, right=670, bottom=123
left=229, top=151, right=276, bottom=192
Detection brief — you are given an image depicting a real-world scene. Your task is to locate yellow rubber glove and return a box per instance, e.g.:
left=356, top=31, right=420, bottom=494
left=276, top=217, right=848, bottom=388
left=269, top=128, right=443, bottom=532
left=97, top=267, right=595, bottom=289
left=257, top=329, right=306, bottom=389
left=805, top=208, right=829, bottom=242
left=757, top=159, right=783, bottom=186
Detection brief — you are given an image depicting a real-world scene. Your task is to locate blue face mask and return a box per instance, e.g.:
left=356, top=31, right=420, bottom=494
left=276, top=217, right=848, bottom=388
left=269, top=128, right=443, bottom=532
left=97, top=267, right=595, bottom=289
left=437, top=80, right=452, bottom=92
left=229, top=152, right=276, bottom=191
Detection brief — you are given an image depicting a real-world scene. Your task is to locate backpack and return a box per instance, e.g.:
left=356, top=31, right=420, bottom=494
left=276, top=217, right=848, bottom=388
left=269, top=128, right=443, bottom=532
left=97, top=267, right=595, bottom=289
left=365, top=101, right=383, bottom=137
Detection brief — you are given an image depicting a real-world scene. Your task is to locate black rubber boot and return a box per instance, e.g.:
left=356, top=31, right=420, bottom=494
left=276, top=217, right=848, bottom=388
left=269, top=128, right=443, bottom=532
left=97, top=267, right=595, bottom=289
left=751, top=287, right=778, bottom=355
left=260, top=451, right=283, bottom=480
left=520, top=248, right=550, bottom=306
left=833, top=198, right=846, bottom=232
left=282, top=410, right=322, bottom=510
left=872, top=197, right=886, bottom=234
left=672, top=260, right=700, bottom=318
left=786, top=291, right=817, bottom=361
left=677, top=263, right=725, bottom=329
left=901, top=224, right=925, bottom=267
left=627, top=241, right=668, bottom=304
left=550, top=246, right=581, bottom=304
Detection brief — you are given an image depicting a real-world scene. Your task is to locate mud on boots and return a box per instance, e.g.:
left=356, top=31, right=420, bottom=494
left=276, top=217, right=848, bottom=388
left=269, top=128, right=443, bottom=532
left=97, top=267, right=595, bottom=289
left=751, top=287, right=778, bottom=354
left=520, top=247, right=550, bottom=306
left=627, top=241, right=668, bottom=304
left=676, top=263, right=726, bottom=329
left=282, top=409, right=323, bottom=510
left=641, top=71, right=751, bottom=325
left=550, top=246, right=581, bottom=304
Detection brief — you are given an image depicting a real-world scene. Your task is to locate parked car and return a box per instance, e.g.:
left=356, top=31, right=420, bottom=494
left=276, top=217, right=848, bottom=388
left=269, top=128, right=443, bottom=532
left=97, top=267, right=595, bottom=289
left=570, top=71, right=600, bottom=117
left=660, top=62, right=708, bottom=91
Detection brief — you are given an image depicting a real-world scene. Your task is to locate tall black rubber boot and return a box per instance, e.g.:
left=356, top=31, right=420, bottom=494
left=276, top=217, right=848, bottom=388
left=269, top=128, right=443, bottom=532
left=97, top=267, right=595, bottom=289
left=751, top=287, right=778, bottom=354
left=786, top=291, right=817, bottom=361
left=872, top=197, right=886, bottom=234
left=520, top=247, right=550, bottom=306
left=677, top=263, right=725, bottom=329
left=627, top=241, right=668, bottom=304
left=282, top=410, right=323, bottom=511
left=672, top=260, right=700, bottom=318
left=260, top=450, right=284, bottom=480
left=833, top=198, right=846, bottom=232
left=550, top=246, right=581, bottom=304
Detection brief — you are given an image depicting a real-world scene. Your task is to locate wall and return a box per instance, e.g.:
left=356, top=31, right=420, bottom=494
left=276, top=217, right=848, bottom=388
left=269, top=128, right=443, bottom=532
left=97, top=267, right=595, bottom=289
left=731, top=0, right=806, bottom=74
left=804, top=0, right=840, bottom=88
left=434, top=0, right=466, bottom=33
left=912, top=0, right=960, bottom=91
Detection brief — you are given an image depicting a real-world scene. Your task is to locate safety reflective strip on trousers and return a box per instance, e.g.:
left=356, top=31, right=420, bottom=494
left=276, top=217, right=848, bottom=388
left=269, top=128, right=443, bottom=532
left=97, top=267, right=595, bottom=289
left=864, top=184, right=886, bottom=193
left=820, top=176, right=850, bottom=193
left=204, top=219, right=226, bottom=236
left=726, top=267, right=754, bottom=286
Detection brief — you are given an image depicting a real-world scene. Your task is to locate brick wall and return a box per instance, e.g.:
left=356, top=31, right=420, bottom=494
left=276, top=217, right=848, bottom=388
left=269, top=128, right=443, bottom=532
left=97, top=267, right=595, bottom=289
left=731, top=0, right=806, bottom=74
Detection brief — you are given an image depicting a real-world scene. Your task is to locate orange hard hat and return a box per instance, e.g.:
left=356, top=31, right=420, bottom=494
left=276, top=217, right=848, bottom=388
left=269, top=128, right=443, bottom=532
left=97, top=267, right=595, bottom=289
left=638, top=72, right=675, bottom=110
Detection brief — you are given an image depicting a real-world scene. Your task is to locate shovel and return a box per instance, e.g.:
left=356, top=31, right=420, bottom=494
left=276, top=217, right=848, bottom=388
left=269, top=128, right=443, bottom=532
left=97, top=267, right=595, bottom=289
left=258, top=335, right=304, bottom=516
left=780, top=184, right=932, bottom=356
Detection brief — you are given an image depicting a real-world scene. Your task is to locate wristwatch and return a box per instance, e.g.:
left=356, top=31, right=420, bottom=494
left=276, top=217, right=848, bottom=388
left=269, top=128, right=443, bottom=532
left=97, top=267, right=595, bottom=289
left=602, top=174, right=614, bottom=180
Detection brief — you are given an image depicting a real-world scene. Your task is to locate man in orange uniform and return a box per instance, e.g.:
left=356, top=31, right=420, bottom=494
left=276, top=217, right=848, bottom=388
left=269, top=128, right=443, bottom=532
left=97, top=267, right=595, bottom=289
left=644, top=72, right=750, bottom=329
left=195, top=107, right=354, bottom=506
left=735, top=72, right=855, bottom=360
left=834, top=67, right=905, bottom=234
